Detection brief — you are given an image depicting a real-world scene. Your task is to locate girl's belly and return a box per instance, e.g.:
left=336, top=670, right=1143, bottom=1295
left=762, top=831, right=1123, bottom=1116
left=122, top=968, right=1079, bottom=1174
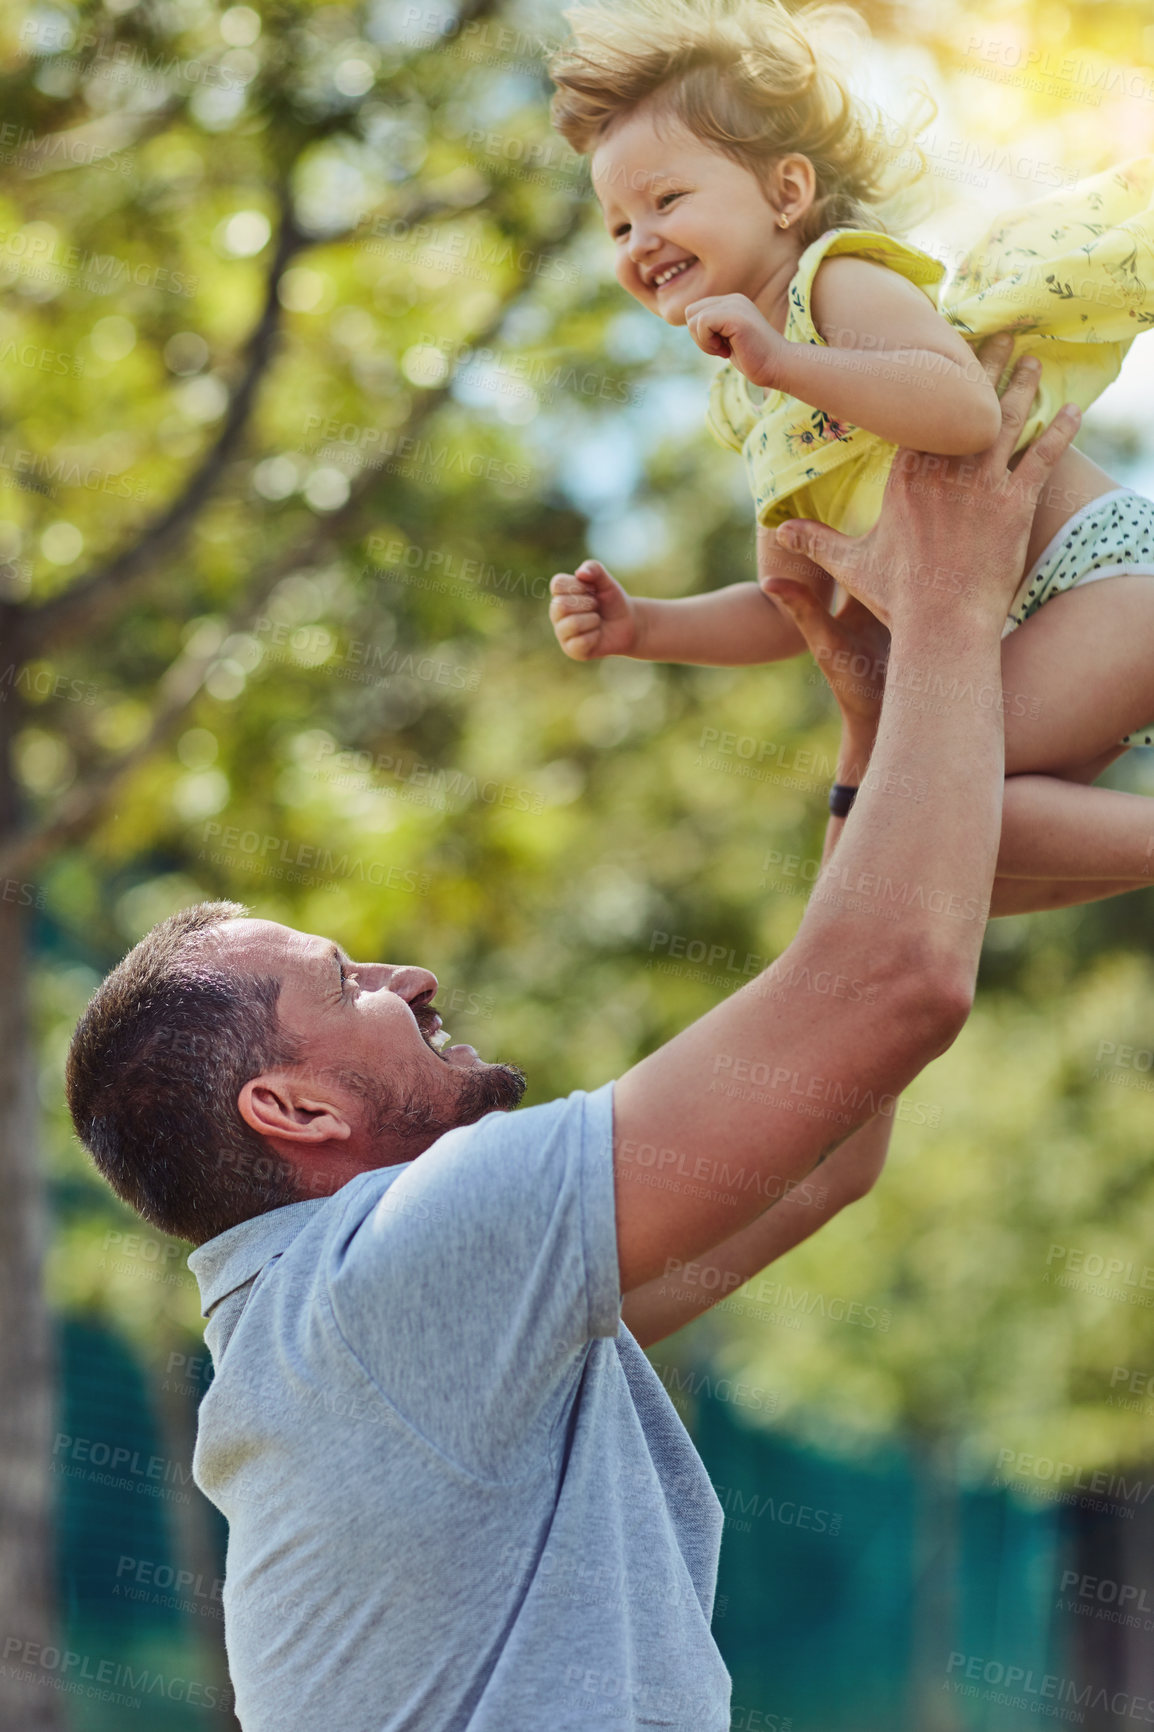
left=1015, top=444, right=1121, bottom=574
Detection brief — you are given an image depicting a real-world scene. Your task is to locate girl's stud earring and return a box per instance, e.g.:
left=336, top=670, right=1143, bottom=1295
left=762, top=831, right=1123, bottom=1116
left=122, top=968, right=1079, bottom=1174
left=779, top=214, right=790, bottom=229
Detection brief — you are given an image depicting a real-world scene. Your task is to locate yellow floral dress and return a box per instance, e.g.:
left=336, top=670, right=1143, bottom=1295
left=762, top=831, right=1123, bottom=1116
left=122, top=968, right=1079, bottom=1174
left=705, top=156, right=1154, bottom=538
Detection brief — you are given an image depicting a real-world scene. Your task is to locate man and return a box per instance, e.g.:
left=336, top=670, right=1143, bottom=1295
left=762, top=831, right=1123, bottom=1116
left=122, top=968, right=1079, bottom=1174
left=66, top=343, right=1078, bottom=1732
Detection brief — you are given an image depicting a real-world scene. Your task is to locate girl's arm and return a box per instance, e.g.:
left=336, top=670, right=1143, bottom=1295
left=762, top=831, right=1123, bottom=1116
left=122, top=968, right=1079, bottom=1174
left=637, top=583, right=805, bottom=665
left=688, top=259, right=1002, bottom=457
left=549, top=544, right=832, bottom=667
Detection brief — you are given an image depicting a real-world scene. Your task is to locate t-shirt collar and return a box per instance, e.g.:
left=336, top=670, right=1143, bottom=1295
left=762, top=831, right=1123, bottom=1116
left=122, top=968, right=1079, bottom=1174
left=187, top=1196, right=331, bottom=1318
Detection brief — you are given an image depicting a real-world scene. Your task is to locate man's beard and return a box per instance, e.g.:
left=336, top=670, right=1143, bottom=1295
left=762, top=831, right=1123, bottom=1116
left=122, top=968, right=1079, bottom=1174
left=340, top=1056, right=527, bottom=1161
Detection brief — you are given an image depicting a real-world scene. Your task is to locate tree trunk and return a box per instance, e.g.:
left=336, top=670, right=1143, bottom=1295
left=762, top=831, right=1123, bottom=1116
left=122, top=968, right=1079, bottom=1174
left=0, top=678, right=65, bottom=1728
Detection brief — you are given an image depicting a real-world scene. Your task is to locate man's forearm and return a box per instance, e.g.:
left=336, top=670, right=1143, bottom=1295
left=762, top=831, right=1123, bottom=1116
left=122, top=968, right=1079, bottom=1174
left=621, top=747, right=892, bottom=1348
left=628, top=665, right=956, bottom=1356
left=820, top=718, right=877, bottom=868
left=621, top=1112, right=894, bottom=1347
left=792, top=594, right=1004, bottom=1001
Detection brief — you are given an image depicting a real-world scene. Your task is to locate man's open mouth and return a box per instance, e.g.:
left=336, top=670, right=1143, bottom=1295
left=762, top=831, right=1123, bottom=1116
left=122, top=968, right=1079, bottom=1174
left=418, top=1007, right=478, bottom=1065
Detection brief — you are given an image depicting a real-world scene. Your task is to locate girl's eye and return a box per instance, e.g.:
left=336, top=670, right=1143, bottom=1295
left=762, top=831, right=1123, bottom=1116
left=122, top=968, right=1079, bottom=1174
left=612, top=192, right=684, bottom=238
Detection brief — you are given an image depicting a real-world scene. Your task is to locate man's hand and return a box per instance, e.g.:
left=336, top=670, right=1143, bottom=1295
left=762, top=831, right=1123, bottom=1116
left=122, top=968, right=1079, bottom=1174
left=685, top=292, right=788, bottom=387
left=772, top=336, right=1082, bottom=631
left=549, top=559, right=639, bottom=660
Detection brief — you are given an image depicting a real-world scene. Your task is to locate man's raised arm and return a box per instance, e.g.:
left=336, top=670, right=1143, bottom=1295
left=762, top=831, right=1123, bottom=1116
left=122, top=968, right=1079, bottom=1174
left=612, top=343, right=1080, bottom=1295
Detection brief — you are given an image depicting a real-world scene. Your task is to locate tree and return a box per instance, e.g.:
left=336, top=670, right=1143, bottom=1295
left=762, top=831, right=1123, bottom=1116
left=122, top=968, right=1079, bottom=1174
left=0, top=0, right=607, bottom=1716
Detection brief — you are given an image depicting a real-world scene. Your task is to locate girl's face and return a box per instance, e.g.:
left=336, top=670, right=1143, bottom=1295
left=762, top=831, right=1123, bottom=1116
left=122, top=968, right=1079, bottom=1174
left=590, top=103, right=802, bottom=326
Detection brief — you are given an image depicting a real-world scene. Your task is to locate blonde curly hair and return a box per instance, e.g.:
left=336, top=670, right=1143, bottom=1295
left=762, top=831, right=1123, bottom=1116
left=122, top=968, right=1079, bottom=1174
left=547, top=0, right=931, bottom=246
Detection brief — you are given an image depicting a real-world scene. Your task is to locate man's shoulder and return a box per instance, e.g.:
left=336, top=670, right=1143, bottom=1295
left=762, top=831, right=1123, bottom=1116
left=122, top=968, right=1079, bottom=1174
left=318, top=1081, right=621, bottom=1375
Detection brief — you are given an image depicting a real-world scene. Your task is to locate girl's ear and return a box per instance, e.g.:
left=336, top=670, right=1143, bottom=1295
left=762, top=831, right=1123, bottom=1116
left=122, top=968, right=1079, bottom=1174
left=772, top=153, right=818, bottom=224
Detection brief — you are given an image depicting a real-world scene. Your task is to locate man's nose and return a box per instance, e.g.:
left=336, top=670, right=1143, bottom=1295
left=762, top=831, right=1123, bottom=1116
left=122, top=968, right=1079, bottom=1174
left=380, top=964, right=438, bottom=1006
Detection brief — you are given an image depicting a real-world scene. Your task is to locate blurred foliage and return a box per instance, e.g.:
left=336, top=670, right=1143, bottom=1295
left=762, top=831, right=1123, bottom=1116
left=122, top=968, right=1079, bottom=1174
left=3, top=0, right=1154, bottom=1483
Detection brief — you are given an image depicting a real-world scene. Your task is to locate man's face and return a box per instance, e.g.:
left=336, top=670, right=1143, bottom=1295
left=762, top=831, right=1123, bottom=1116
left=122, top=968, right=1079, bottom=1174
left=591, top=102, right=786, bottom=326
left=207, top=918, right=525, bottom=1171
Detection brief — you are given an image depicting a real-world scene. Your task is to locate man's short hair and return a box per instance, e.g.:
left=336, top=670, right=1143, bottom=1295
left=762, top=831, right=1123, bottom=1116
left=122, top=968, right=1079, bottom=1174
left=66, top=900, right=307, bottom=1246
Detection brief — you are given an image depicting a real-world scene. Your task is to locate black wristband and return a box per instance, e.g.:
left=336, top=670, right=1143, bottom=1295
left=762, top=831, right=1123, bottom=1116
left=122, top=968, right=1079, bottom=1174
left=828, top=782, right=859, bottom=818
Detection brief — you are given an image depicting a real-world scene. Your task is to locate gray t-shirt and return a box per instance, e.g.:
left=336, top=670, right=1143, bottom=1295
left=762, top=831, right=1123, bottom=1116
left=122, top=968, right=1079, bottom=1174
left=188, top=1081, right=732, bottom=1731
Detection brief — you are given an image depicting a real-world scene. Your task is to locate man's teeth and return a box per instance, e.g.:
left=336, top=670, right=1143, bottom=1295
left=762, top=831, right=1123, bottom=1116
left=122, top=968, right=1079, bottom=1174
left=653, top=260, right=693, bottom=288
left=430, top=1029, right=451, bottom=1050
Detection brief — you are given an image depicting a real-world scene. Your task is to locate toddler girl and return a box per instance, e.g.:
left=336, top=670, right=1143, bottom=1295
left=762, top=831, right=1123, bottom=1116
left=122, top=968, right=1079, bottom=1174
left=546, top=0, right=1154, bottom=899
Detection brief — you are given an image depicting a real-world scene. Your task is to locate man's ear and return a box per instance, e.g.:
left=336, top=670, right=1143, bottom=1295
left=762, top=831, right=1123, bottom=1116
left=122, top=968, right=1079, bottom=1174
left=237, top=1072, right=354, bottom=1145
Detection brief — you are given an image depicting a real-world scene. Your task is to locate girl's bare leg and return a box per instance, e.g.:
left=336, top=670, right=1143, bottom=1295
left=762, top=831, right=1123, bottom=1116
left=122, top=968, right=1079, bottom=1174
left=766, top=557, right=1154, bottom=904
left=991, top=875, right=1151, bottom=915
left=997, top=777, right=1154, bottom=879
left=990, top=748, right=1151, bottom=906
left=996, top=575, right=1154, bottom=880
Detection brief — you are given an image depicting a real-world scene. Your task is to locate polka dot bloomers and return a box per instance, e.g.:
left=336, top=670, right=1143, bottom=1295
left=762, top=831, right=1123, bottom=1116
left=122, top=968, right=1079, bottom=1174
left=1001, top=487, right=1154, bottom=747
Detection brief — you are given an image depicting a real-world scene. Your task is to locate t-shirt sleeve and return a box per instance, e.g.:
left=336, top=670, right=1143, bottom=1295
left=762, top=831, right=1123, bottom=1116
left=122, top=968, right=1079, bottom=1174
left=324, top=1081, right=620, bottom=1481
